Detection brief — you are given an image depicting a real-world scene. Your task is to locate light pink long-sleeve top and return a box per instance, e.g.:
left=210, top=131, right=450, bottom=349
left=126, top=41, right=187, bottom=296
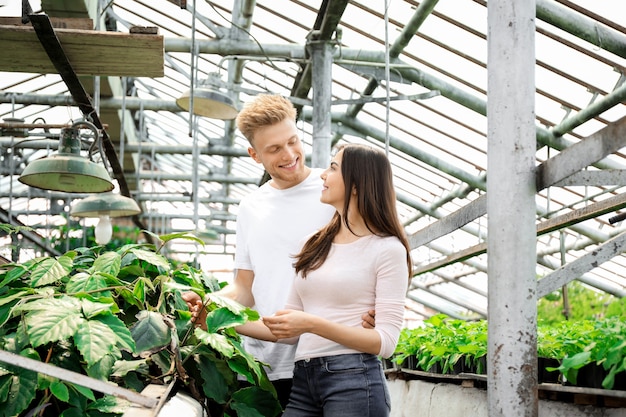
left=285, top=234, right=409, bottom=360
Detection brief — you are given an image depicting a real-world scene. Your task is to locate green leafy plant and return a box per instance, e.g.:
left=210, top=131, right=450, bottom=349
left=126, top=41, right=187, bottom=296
left=393, top=314, right=487, bottom=374
left=395, top=313, right=626, bottom=390
left=537, top=281, right=619, bottom=325
left=544, top=318, right=626, bottom=389
left=0, top=225, right=281, bottom=417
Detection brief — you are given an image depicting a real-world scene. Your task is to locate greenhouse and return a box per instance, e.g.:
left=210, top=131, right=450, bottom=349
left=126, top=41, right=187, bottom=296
left=1, top=0, right=626, bottom=416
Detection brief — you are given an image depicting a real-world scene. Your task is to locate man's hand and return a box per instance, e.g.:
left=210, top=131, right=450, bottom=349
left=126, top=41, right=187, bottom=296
left=362, top=309, right=375, bottom=329
left=182, top=292, right=208, bottom=330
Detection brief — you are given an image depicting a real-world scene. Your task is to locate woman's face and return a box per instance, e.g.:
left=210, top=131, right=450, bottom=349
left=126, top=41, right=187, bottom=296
left=320, top=149, right=345, bottom=210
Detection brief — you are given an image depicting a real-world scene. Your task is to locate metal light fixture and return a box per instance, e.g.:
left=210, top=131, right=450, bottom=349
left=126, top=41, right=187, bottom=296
left=18, top=120, right=114, bottom=193
left=70, top=192, right=142, bottom=244
left=176, top=73, right=238, bottom=120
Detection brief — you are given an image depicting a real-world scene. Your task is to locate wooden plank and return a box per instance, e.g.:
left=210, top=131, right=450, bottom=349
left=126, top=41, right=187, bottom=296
left=413, top=242, right=487, bottom=276
left=0, top=25, right=163, bottom=77
left=407, top=116, right=626, bottom=250
left=554, top=169, right=626, bottom=187
left=408, top=195, right=487, bottom=249
left=0, top=17, right=93, bottom=29
left=537, top=231, right=626, bottom=297
left=413, top=192, right=626, bottom=275
left=536, top=114, right=626, bottom=191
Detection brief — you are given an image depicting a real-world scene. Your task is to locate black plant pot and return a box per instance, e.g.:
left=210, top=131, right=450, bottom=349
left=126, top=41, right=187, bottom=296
left=566, top=363, right=606, bottom=389
left=613, top=371, right=626, bottom=391
left=401, top=354, right=418, bottom=370
left=465, top=356, right=487, bottom=375
left=423, top=362, right=442, bottom=374
left=382, top=357, right=396, bottom=370
left=538, top=357, right=561, bottom=384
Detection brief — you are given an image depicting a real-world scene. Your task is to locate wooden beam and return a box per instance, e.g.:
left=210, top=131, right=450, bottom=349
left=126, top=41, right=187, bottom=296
left=413, top=191, right=626, bottom=275
left=408, top=115, right=626, bottom=249
left=0, top=24, right=163, bottom=77
left=537, top=230, right=626, bottom=298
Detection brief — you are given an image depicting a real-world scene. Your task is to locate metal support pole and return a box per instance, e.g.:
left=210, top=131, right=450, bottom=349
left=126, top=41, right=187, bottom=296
left=487, top=0, right=538, bottom=416
left=310, top=38, right=332, bottom=169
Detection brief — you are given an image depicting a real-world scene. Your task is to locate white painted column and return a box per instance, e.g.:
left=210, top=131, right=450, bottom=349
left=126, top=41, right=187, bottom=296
left=487, top=1, right=538, bottom=416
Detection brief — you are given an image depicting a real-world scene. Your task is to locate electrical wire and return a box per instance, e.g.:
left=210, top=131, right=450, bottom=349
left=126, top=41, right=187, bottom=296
left=384, top=0, right=391, bottom=156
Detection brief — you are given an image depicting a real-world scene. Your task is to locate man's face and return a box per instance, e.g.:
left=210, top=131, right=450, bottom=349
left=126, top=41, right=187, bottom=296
left=247, top=118, right=308, bottom=189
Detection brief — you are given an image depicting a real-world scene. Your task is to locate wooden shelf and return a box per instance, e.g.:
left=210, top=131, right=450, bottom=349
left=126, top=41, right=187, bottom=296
left=0, top=18, right=163, bottom=77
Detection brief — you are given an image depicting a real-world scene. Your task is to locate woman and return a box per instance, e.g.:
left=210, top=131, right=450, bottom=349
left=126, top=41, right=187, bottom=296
left=238, top=143, right=412, bottom=416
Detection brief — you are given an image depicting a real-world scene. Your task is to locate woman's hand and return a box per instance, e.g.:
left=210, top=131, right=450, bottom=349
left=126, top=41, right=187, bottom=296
left=262, top=309, right=312, bottom=339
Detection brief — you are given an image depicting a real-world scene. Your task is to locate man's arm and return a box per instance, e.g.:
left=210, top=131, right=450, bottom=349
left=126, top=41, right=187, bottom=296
left=362, top=310, right=375, bottom=329
left=217, top=268, right=255, bottom=307
left=183, top=269, right=256, bottom=330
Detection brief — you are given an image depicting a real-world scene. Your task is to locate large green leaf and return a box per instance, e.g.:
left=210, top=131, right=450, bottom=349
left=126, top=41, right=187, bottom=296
left=1, top=356, right=39, bottom=417
left=23, top=297, right=84, bottom=347
left=195, top=329, right=234, bottom=357
left=0, top=373, right=13, bottom=404
left=66, top=272, right=110, bottom=297
left=0, top=264, right=28, bottom=287
left=230, top=338, right=268, bottom=383
left=130, top=249, right=171, bottom=271
left=68, top=382, right=96, bottom=401
left=0, top=374, right=11, bottom=402
left=90, top=251, right=122, bottom=276
left=228, top=356, right=256, bottom=386
left=116, top=287, right=144, bottom=310
left=0, top=289, right=29, bottom=307
left=206, top=307, right=247, bottom=333
left=197, top=356, right=230, bottom=403
left=74, top=319, right=118, bottom=366
left=133, top=278, right=146, bottom=304
left=94, top=313, right=135, bottom=352
left=210, top=294, right=260, bottom=319
left=30, top=256, right=73, bottom=287
left=87, top=395, right=130, bottom=413
left=3, top=372, right=38, bottom=417
left=130, top=311, right=171, bottom=355
left=59, top=407, right=84, bottom=417
left=0, top=290, right=28, bottom=327
left=230, top=386, right=282, bottom=417
left=111, top=359, right=149, bottom=377
left=79, top=298, right=115, bottom=319
left=157, top=231, right=205, bottom=245
left=50, top=379, right=70, bottom=402
left=86, top=351, right=120, bottom=381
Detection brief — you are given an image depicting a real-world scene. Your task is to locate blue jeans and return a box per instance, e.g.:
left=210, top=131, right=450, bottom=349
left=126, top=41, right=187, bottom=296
left=283, top=353, right=391, bottom=417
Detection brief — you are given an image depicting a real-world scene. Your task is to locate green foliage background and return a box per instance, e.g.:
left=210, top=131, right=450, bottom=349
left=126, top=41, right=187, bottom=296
left=0, top=225, right=282, bottom=417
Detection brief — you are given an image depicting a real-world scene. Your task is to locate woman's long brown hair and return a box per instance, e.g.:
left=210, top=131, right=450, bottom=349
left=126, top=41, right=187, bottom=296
left=293, top=144, right=412, bottom=281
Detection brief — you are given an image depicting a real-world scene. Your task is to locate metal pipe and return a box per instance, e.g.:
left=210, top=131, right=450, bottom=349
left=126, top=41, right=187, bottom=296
left=310, top=39, right=332, bottom=169
left=0, top=350, right=157, bottom=409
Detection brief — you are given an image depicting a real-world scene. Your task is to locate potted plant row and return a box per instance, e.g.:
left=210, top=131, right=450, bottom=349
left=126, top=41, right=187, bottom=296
left=0, top=225, right=282, bottom=417
left=391, top=313, right=626, bottom=391
left=391, top=314, right=487, bottom=375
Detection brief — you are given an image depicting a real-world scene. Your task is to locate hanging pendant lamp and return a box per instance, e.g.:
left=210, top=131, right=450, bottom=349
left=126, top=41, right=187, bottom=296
left=18, top=121, right=114, bottom=193
left=176, top=73, right=238, bottom=120
left=70, top=192, right=142, bottom=218
left=70, top=192, right=142, bottom=244
left=176, top=87, right=239, bottom=120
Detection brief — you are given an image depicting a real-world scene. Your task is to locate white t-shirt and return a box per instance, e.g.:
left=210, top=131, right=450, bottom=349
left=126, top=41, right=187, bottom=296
left=285, top=234, right=409, bottom=361
left=234, top=168, right=335, bottom=380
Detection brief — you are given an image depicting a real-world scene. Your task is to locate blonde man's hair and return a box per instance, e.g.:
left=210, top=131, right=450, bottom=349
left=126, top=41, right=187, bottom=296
left=236, top=94, right=297, bottom=145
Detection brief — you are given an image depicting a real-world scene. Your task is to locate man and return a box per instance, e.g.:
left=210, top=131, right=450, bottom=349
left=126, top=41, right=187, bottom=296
left=184, top=94, right=374, bottom=409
